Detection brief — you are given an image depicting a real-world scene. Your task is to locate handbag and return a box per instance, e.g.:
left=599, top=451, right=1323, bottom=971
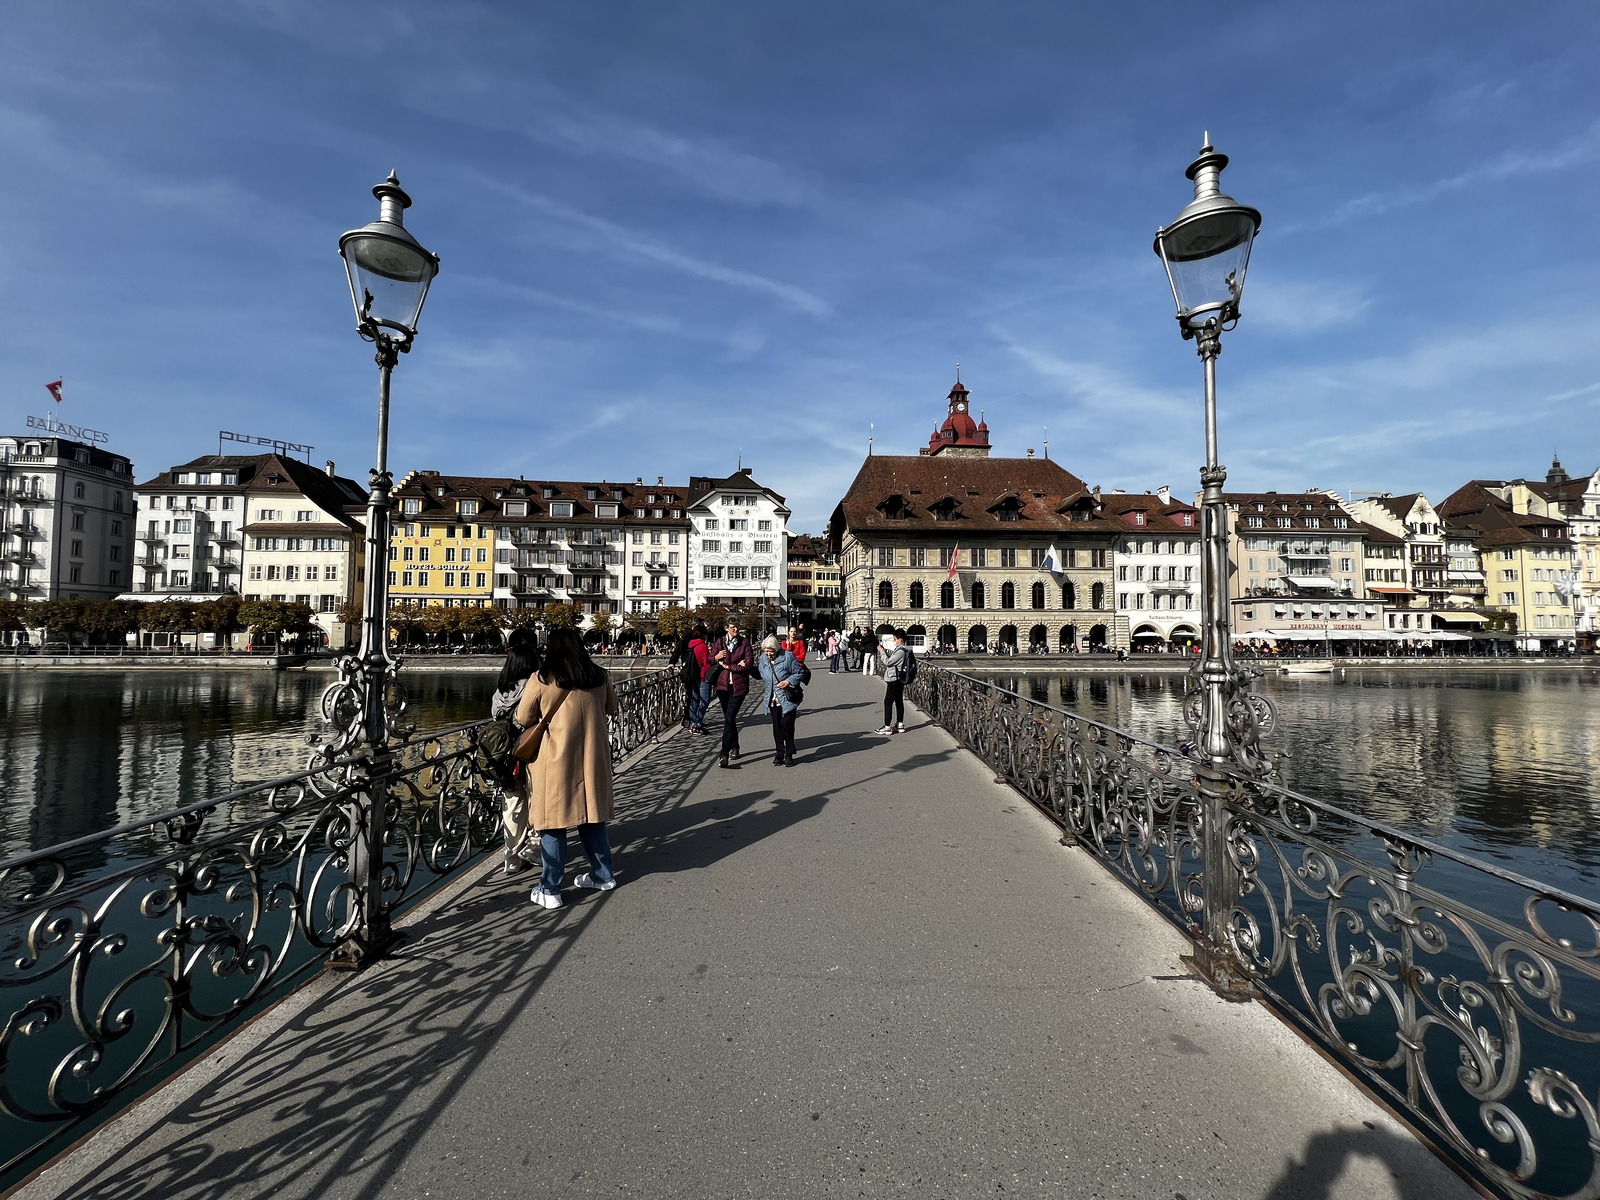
left=512, top=688, right=571, bottom=763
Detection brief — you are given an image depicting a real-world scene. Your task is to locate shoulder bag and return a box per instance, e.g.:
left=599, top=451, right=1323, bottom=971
left=513, top=688, right=572, bottom=763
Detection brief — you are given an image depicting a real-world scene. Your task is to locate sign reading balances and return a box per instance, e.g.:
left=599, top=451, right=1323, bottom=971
left=26, top=413, right=109, bottom=444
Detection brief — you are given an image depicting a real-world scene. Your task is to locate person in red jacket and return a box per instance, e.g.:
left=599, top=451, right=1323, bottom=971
left=708, top=619, right=756, bottom=768
left=782, top=628, right=807, bottom=662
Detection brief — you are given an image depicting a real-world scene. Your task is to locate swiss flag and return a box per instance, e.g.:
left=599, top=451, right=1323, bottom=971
left=45, top=380, right=63, bottom=404
left=947, top=543, right=960, bottom=580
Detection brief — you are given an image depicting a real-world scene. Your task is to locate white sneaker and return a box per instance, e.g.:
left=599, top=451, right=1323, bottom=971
left=575, top=872, right=617, bottom=892
left=874, top=725, right=894, bottom=736
left=529, top=887, right=564, bottom=909
left=895, top=723, right=906, bottom=734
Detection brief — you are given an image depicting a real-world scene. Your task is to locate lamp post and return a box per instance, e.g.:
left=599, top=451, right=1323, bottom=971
left=325, top=171, right=439, bottom=967
left=1153, top=136, right=1272, bottom=996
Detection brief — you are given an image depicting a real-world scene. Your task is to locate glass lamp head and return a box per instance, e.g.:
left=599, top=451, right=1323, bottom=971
left=339, top=172, right=440, bottom=342
left=1153, top=137, right=1260, bottom=333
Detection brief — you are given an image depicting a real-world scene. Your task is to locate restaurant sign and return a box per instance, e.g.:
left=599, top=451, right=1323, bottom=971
left=1288, top=622, right=1368, bottom=631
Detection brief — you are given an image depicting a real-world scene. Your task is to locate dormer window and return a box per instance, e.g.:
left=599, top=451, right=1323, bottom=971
left=1177, top=512, right=1194, bottom=527
left=930, top=497, right=960, bottom=523
left=436, top=486, right=447, bottom=497
left=458, top=500, right=478, bottom=515
left=543, top=487, right=555, bottom=499
left=880, top=494, right=910, bottom=520
left=1130, top=511, right=1146, bottom=526
left=585, top=488, right=598, bottom=500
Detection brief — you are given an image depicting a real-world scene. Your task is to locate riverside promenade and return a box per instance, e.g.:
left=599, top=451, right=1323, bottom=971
left=18, top=674, right=1476, bottom=1200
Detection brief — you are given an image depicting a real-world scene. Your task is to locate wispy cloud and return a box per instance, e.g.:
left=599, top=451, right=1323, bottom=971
left=1318, top=119, right=1600, bottom=226
left=474, top=173, right=833, bottom=317
left=1246, top=277, right=1372, bottom=335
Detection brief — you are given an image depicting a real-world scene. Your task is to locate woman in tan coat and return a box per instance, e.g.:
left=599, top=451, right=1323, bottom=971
left=515, top=628, right=620, bottom=909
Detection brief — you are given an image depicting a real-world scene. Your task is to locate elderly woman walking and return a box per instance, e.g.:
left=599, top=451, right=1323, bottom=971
left=515, top=627, right=620, bottom=910
left=757, top=634, right=804, bottom=767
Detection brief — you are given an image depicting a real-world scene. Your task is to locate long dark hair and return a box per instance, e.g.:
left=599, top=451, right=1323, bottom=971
left=497, top=642, right=541, bottom=693
left=539, top=627, right=608, bottom=690
left=691, top=622, right=708, bottom=642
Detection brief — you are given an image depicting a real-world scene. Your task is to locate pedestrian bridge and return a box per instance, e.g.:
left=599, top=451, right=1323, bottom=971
left=8, top=671, right=1502, bottom=1200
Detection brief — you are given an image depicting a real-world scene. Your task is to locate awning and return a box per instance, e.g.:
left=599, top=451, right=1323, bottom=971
left=1284, top=576, right=1340, bottom=589
left=1366, top=586, right=1415, bottom=594
left=1433, top=611, right=1488, bottom=624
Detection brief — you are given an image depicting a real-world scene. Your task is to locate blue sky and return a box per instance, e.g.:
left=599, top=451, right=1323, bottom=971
left=2, top=2, right=1598, bottom=532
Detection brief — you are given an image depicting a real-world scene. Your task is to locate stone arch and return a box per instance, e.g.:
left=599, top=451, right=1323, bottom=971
left=1000, top=581, right=1016, bottom=609
left=908, top=581, right=925, bottom=609
left=907, top=623, right=927, bottom=648
left=999, top=623, right=1019, bottom=649
left=1089, top=623, right=1108, bottom=648
left=1029, top=623, right=1048, bottom=649
left=1059, top=624, right=1077, bottom=650
left=971, top=581, right=986, bottom=609
left=1168, top=624, right=1199, bottom=648
left=938, top=623, right=958, bottom=649
left=967, top=624, right=989, bottom=651
left=1031, top=581, right=1046, bottom=610
left=940, top=581, right=955, bottom=609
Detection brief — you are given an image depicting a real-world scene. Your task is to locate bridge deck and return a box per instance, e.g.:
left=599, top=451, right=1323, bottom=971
left=21, top=672, right=1476, bottom=1200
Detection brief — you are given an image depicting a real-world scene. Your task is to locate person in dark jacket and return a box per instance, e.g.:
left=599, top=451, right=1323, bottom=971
left=708, top=619, right=755, bottom=768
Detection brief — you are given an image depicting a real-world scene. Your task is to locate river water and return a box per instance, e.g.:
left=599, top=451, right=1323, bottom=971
left=1, top=666, right=1597, bottom=897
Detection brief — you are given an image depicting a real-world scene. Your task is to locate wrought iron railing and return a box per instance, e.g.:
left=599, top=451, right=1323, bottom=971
left=0, top=666, right=683, bottom=1184
left=908, top=664, right=1600, bottom=1200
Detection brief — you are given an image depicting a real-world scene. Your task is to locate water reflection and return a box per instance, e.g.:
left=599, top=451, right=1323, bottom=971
left=0, top=669, right=497, bottom=862
left=974, top=667, right=1600, bottom=893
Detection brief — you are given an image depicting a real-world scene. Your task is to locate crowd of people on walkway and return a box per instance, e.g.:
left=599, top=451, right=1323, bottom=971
left=480, top=622, right=920, bottom=908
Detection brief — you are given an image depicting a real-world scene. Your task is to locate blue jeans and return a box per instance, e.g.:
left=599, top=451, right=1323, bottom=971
left=539, top=822, right=615, bottom=894
left=688, top=680, right=712, bottom=728
left=829, top=653, right=841, bottom=673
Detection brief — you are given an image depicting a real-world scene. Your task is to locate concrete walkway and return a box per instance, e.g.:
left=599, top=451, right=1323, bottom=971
left=21, top=673, right=1478, bottom=1200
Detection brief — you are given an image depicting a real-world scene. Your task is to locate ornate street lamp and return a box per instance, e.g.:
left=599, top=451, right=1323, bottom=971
left=322, top=171, right=439, bottom=967
left=865, top=564, right=876, bottom=643
left=1153, top=136, right=1272, bottom=996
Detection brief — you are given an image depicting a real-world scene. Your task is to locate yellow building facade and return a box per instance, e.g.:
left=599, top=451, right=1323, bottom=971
left=388, top=472, right=496, bottom=608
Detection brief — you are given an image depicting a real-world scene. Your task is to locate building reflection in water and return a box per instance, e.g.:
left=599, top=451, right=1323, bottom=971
left=0, top=670, right=498, bottom=864
left=970, top=667, right=1600, bottom=893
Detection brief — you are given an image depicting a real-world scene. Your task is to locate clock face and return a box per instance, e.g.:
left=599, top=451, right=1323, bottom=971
left=955, top=401, right=966, bottom=412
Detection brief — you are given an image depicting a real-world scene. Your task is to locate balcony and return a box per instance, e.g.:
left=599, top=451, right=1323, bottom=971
left=1147, top=579, right=1193, bottom=592
left=208, top=532, right=240, bottom=547
left=212, top=557, right=240, bottom=571
left=137, top=557, right=164, bottom=568
left=6, top=522, right=42, bottom=538
left=3, top=550, right=37, bottom=564
left=138, top=531, right=166, bottom=543
left=568, top=558, right=609, bottom=572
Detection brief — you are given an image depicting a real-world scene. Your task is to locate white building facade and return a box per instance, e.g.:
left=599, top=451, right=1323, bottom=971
left=686, top=469, right=791, bottom=614
left=1104, top=489, right=1203, bottom=650
left=135, top=454, right=366, bottom=646
left=1, top=434, right=135, bottom=602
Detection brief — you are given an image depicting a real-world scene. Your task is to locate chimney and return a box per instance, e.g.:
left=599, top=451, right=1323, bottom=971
left=637, top=477, right=643, bottom=484
left=1157, top=484, right=1171, bottom=505
left=1026, top=448, right=1035, bottom=459
left=657, top=476, right=664, bottom=485
left=325, top=460, right=336, bottom=477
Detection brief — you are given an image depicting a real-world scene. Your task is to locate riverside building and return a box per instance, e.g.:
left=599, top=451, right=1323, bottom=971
left=1222, top=490, right=1369, bottom=602
left=685, top=468, right=790, bottom=616
left=827, top=377, right=1124, bottom=653
left=133, top=454, right=366, bottom=646
left=1441, top=477, right=1577, bottom=652
left=1349, top=493, right=1451, bottom=608
left=1104, top=487, right=1202, bottom=652
left=0, top=433, right=135, bottom=602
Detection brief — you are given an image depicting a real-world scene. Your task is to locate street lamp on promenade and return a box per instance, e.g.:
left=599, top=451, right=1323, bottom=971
left=1153, top=136, right=1272, bottom=995
left=323, top=171, right=439, bottom=966
left=865, top=564, right=876, bottom=644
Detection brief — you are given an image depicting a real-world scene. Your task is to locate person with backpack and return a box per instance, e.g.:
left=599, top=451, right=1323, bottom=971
left=679, top=622, right=712, bottom=734
left=757, top=634, right=804, bottom=767
left=488, top=636, right=542, bottom=874
left=874, top=628, right=914, bottom=736
left=516, top=628, right=621, bottom=909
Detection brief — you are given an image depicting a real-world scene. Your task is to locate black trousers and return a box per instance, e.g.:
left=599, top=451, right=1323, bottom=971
left=883, top=680, right=905, bottom=727
left=718, top=690, right=745, bottom=755
left=769, top=704, right=797, bottom=759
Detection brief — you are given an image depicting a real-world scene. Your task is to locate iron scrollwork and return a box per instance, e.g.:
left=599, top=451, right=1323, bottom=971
left=0, top=666, right=683, bottom=1183
left=908, top=663, right=1600, bottom=1200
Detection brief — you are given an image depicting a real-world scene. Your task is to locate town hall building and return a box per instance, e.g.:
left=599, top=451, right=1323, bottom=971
left=827, top=378, right=1128, bottom=652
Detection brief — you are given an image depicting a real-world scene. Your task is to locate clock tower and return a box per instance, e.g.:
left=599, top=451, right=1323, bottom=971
left=922, top=377, right=992, bottom=458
